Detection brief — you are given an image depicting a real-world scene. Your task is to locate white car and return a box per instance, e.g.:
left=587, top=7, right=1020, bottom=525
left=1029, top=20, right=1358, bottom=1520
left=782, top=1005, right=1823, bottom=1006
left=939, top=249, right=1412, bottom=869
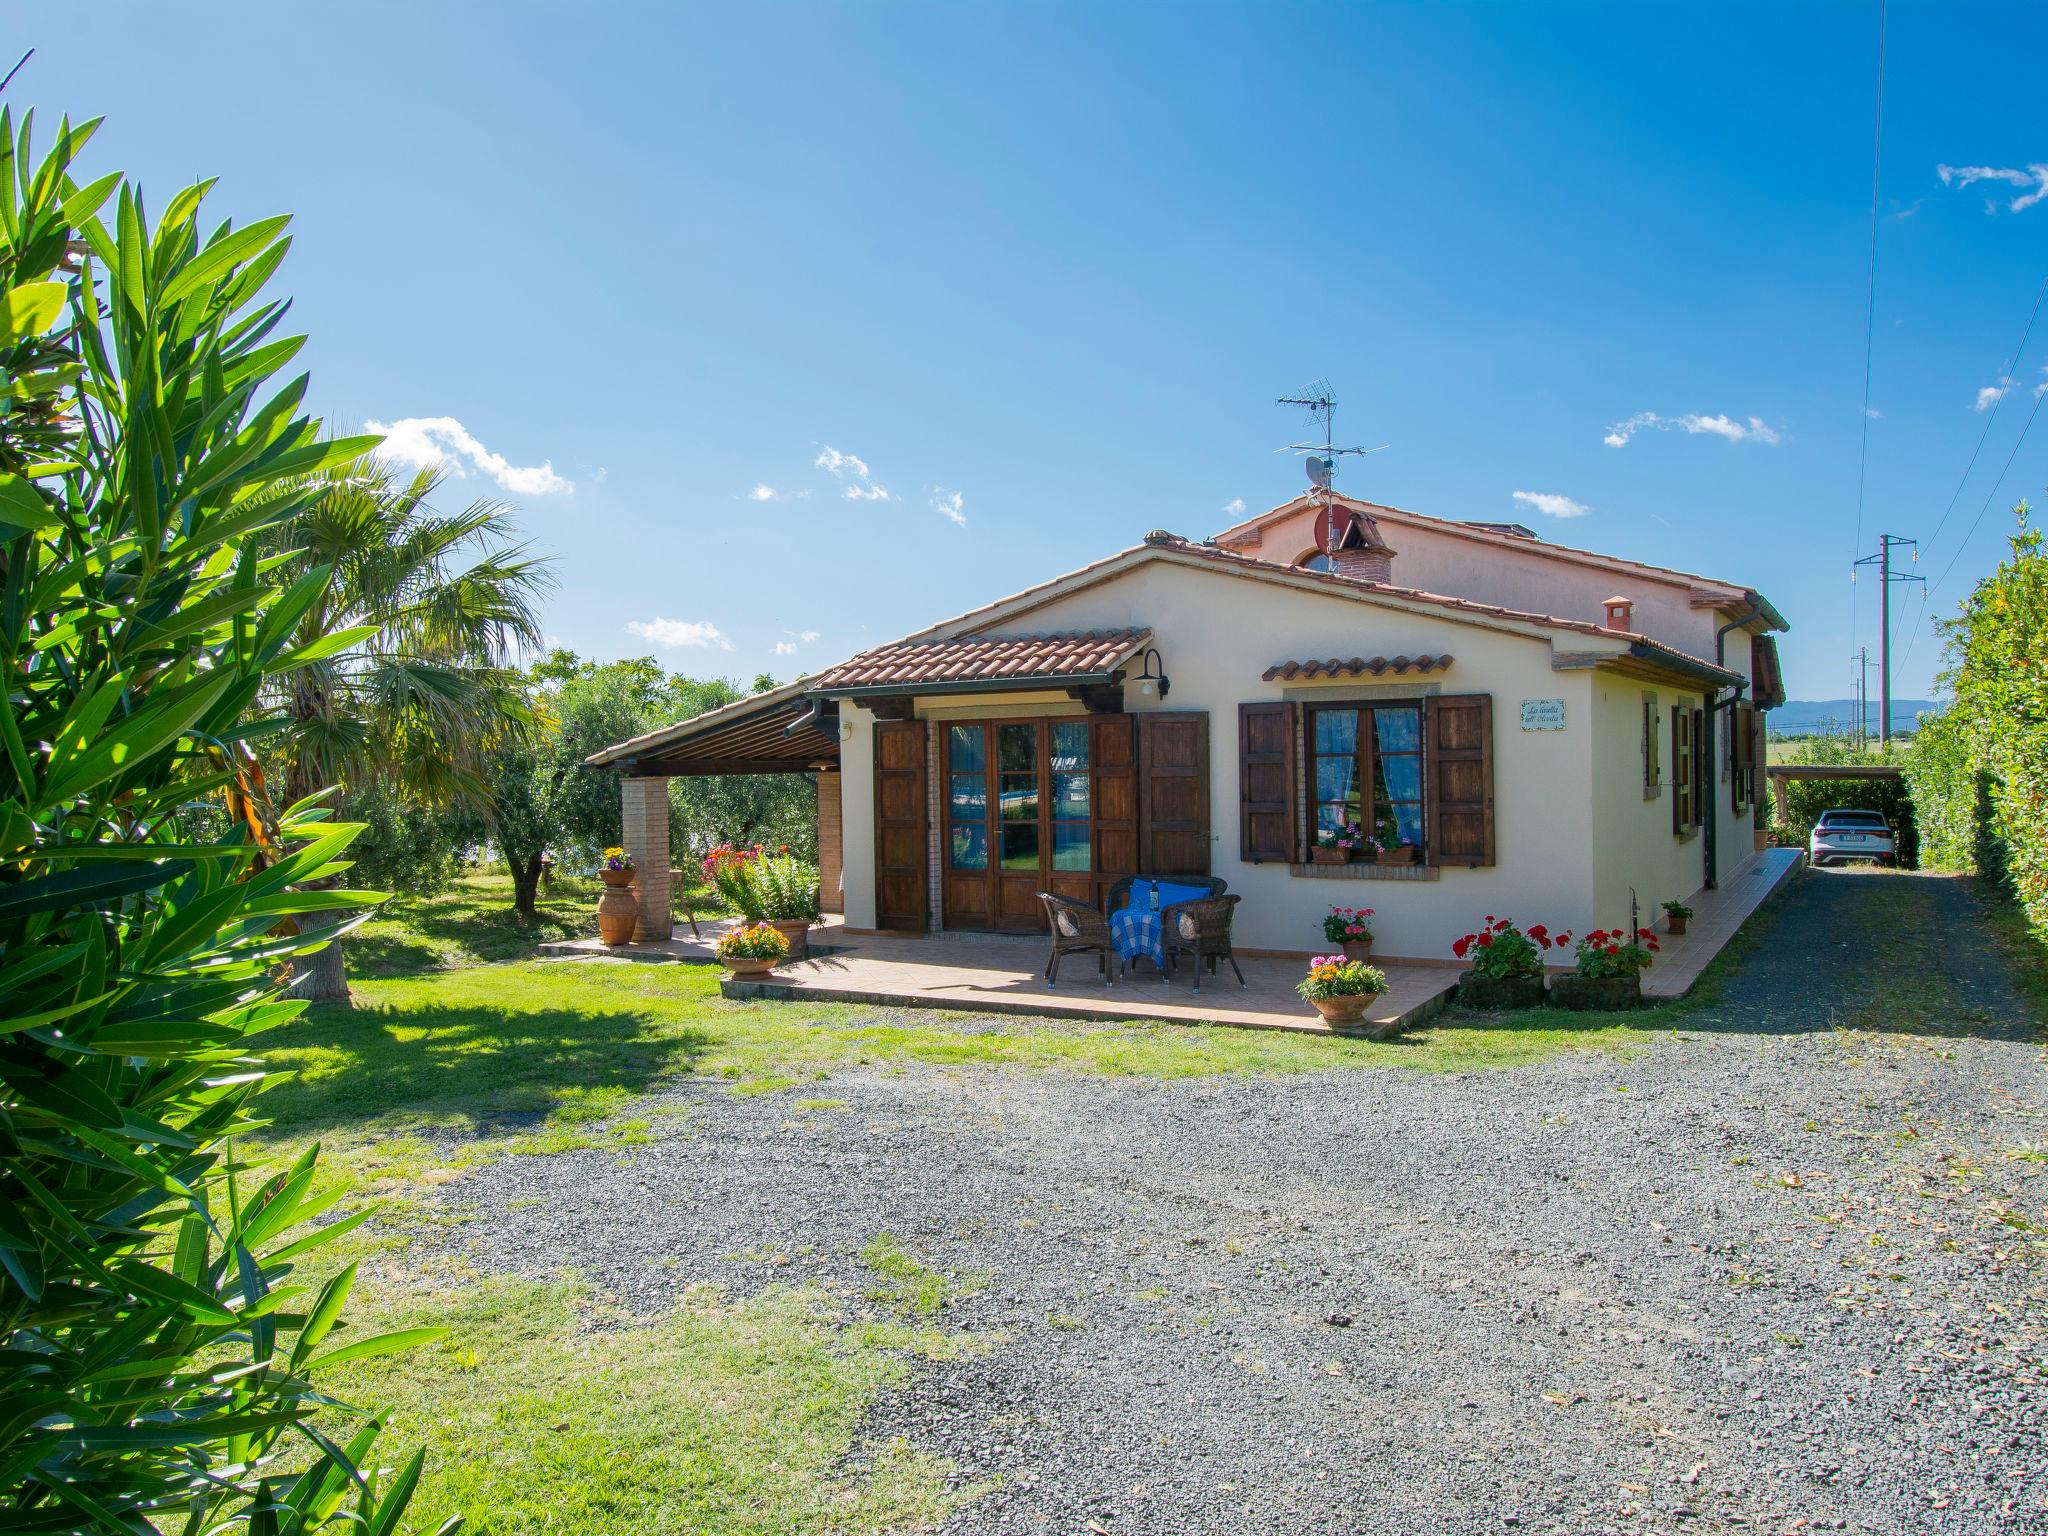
left=1808, top=808, right=1896, bottom=867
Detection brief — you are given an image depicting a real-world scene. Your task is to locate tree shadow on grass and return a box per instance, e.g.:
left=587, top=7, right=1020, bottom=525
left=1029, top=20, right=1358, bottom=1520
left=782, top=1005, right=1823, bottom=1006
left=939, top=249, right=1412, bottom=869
left=254, top=994, right=715, bottom=1141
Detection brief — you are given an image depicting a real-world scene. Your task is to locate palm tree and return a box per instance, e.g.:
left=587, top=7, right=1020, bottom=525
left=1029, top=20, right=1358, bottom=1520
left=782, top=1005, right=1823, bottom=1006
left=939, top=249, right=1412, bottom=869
left=265, top=455, right=554, bottom=1001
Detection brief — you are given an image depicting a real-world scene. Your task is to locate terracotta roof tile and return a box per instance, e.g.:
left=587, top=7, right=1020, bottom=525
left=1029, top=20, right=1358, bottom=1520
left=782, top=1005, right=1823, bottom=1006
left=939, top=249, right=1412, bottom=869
left=809, top=628, right=1152, bottom=693
left=1261, top=654, right=1454, bottom=682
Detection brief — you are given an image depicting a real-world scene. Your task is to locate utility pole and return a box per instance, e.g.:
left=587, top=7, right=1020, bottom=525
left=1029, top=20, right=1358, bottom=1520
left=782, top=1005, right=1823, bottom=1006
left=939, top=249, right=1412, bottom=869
left=1854, top=534, right=1926, bottom=746
left=1849, top=647, right=1874, bottom=744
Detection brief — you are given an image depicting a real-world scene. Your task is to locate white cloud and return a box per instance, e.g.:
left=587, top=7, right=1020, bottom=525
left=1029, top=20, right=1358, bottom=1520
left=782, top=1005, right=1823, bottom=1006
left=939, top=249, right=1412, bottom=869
left=1866, top=407, right=1883, bottom=419
left=625, top=617, right=733, bottom=651
left=745, top=483, right=809, bottom=502
left=1938, top=162, right=2048, bottom=213
left=366, top=415, right=572, bottom=495
left=771, top=629, right=822, bottom=658
left=799, top=629, right=820, bottom=643
left=930, top=488, right=967, bottom=526
left=1512, top=490, right=1591, bottom=519
left=1603, top=411, right=1782, bottom=448
left=814, top=445, right=890, bottom=501
left=771, top=641, right=798, bottom=656
left=1975, top=377, right=2014, bottom=410
left=1222, top=497, right=1246, bottom=516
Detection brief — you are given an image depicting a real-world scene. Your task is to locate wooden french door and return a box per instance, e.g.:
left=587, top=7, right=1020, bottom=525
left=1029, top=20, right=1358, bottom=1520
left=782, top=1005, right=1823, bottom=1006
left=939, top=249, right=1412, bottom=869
left=940, top=716, right=1136, bottom=932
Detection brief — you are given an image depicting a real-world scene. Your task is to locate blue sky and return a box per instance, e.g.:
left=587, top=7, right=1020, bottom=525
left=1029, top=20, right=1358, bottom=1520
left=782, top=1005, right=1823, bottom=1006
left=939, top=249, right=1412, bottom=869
left=16, top=1, right=2048, bottom=700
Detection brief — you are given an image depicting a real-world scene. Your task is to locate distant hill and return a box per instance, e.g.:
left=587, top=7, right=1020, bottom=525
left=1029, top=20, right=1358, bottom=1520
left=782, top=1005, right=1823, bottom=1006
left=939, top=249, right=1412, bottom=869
left=1769, top=698, right=1943, bottom=736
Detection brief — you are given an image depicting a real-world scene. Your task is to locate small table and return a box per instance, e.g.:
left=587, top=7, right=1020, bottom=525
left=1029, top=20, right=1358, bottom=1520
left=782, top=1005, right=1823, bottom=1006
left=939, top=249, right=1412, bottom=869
left=1110, top=906, right=1165, bottom=971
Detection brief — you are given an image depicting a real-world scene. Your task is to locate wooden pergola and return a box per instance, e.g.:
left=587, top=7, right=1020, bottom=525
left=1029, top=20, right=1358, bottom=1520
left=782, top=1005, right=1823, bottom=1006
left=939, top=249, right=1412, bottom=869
left=1762, top=763, right=1902, bottom=824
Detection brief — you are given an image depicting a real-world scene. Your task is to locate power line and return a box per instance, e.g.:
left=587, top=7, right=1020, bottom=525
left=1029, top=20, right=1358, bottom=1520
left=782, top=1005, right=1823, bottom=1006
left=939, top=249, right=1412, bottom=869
left=1921, top=272, right=2048, bottom=565
left=1849, top=0, right=1887, bottom=668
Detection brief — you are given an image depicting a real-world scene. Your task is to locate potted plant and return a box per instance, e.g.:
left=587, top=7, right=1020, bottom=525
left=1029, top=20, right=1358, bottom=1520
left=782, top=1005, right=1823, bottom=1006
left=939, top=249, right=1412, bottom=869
left=1661, top=899, right=1693, bottom=936
left=1321, top=904, right=1376, bottom=962
left=1374, top=839, right=1419, bottom=867
left=1311, top=820, right=1366, bottom=865
left=716, top=920, right=790, bottom=979
left=1451, top=916, right=1555, bottom=1009
left=1548, top=926, right=1660, bottom=1011
left=707, top=842, right=821, bottom=957
left=596, top=846, right=637, bottom=946
left=1296, top=955, right=1392, bottom=1035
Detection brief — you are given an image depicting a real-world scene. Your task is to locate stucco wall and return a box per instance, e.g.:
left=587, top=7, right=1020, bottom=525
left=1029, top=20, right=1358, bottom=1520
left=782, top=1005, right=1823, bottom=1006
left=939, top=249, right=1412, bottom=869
left=839, top=702, right=878, bottom=929
left=1237, top=503, right=1739, bottom=661
left=935, top=560, right=1608, bottom=958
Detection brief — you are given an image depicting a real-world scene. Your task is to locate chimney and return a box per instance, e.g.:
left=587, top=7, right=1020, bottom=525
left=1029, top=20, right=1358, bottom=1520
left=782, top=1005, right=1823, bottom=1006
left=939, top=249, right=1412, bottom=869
left=1601, top=594, right=1634, bottom=631
left=1328, top=511, right=1397, bottom=584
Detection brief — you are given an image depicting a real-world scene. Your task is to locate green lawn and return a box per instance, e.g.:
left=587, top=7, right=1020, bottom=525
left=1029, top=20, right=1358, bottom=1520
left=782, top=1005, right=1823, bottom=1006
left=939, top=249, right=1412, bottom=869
left=263, top=869, right=1754, bottom=1535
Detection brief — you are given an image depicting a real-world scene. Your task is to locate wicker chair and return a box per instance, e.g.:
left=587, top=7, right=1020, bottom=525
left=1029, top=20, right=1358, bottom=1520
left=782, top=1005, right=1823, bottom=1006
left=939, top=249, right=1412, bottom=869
left=1161, top=893, right=1245, bottom=991
left=1037, top=892, right=1116, bottom=988
left=1102, top=875, right=1229, bottom=982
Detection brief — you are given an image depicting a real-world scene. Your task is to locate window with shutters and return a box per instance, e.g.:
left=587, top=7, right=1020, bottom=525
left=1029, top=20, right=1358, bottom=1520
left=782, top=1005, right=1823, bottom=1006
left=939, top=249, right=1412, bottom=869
left=1729, top=701, right=1756, bottom=813
left=1303, top=702, right=1426, bottom=855
left=1641, top=692, right=1661, bottom=796
left=1670, top=704, right=1695, bottom=835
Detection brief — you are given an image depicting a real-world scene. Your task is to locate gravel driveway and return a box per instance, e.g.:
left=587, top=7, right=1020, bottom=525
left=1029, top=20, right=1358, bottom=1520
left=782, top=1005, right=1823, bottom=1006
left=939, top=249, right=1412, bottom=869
left=432, top=870, right=2047, bottom=1535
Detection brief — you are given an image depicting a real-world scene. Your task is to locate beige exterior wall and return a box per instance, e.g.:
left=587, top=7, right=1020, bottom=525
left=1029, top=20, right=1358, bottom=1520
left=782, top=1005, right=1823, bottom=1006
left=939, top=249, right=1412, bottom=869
left=1233, top=502, right=1744, bottom=661
left=830, top=557, right=1755, bottom=960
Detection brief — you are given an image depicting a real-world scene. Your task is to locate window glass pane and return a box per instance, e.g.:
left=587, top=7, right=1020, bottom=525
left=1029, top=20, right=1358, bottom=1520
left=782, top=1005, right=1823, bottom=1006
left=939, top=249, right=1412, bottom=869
left=1052, top=824, right=1090, bottom=871
left=1314, top=802, right=1363, bottom=838
left=948, top=724, right=986, bottom=773
left=948, top=773, right=986, bottom=818
left=1385, top=802, right=1424, bottom=846
left=1001, top=823, right=1040, bottom=869
left=999, top=772, right=1038, bottom=821
left=1314, top=755, right=1359, bottom=804
left=1374, top=707, right=1421, bottom=753
left=998, top=722, right=1036, bottom=773
left=1053, top=771, right=1089, bottom=820
left=1312, top=709, right=1357, bottom=755
left=1375, top=754, right=1423, bottom=806
left=949, top=824, right=988, bottom=869
left=1050, top=721, right=1089, bottom=772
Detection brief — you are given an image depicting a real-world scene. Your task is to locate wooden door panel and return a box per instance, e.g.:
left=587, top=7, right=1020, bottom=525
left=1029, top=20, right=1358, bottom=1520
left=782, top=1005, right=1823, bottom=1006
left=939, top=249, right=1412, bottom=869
left=1138, top=712, right=1210, bottom=876
left=873, top=720, right=929, bottom=931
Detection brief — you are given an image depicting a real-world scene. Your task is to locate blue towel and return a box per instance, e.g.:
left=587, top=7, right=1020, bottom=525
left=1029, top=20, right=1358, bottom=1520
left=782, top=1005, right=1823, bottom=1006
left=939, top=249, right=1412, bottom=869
left=1110, top=907, right=1164, bottom=965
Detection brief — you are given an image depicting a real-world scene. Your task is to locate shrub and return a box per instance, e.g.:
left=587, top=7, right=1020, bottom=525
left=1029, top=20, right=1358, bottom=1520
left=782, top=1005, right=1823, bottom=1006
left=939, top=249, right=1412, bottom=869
left=703, top=843, right=819, bottom=922
left=0, top=113, right=443, bottom=1531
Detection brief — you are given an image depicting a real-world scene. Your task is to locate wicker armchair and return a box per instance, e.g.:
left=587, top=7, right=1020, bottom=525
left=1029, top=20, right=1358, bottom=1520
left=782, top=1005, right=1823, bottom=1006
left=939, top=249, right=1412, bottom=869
left=1103, top=875, right=1229, bottom=982
left=1037, top=892, right=1116, bottom=988
left=1161, top=893, right=1245, bottom=991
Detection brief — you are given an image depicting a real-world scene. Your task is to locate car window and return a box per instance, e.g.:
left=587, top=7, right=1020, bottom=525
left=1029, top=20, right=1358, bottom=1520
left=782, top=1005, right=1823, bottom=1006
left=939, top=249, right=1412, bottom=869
left=1819, top=811, right=1888, bottom=828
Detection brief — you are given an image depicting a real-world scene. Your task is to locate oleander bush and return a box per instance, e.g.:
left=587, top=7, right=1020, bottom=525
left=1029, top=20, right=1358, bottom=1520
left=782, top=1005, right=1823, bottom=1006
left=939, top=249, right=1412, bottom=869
left=0, top=109, right=449, bottom=1533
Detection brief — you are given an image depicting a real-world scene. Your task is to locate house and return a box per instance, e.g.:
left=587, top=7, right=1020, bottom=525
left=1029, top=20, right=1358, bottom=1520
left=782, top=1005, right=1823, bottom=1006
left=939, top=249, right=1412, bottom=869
left=589, top=493, right=1788, bottom=962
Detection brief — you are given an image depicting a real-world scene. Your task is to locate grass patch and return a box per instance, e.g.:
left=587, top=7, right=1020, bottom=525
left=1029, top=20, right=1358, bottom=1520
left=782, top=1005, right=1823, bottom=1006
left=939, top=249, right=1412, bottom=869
left=858, top=1233, right=983, bottom=1317
left=1974, top=875, right=2048, bottom=1033
left=326, top=1271, right=965, bottom=1536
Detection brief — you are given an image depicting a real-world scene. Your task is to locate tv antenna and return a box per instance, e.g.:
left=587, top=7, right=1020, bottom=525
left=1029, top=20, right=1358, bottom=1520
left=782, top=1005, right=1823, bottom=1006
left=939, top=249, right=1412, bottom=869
left=1276, top=380, right=1386, bottom=553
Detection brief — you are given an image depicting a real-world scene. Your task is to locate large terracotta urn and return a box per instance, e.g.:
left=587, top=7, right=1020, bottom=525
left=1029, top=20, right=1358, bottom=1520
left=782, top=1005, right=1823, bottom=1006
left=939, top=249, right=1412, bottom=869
left=597, top=868, right=638, bottom=946
left=767, top=918, right=811, bottom=960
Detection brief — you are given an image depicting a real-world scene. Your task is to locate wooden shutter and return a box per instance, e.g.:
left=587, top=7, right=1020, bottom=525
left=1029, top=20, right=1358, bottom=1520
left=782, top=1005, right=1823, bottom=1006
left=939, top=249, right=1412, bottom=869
left=873, top=719, right=928, bottom=931
left=1692, top=706, right=1707, bottom=827
left=1670, top=705, right=1693, bottom=833
left=1238, top=701, right=1297, bottom=864
left=1137, top=711, right=1210, bottom=876
left=1730, top=702, right=1755, bottom=811
left=1089, top=714, right=1138, bottom=906
left=1425, top=694, right=1493, bottom=867
left=1641, top=695, right=1660, bottom=789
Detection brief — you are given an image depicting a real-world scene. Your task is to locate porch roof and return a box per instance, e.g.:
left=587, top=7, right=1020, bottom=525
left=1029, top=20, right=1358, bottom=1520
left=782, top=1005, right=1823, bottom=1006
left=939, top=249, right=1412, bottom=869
left=584, top=677, right=841, bottom=777
left=806, top=627, right=1153, bottom=698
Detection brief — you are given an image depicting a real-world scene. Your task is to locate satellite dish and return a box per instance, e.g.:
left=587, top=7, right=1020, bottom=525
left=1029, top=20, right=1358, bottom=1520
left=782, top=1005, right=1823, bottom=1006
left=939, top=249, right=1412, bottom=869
left=1305, top=456, right=1332, bottom=490
left=1314, top=503, right=1355, bottom=554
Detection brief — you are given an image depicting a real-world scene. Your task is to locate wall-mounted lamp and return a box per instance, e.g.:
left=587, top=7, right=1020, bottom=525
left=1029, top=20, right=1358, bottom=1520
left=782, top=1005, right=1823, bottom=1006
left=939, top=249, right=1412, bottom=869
left=1133, top=647, right=1171, bottom=700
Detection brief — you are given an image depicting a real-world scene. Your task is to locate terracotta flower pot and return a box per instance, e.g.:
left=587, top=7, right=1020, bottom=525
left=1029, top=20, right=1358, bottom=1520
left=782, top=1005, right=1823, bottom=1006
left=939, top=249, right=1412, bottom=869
left=1309, top=992, right=1373, bottom=1029
left=1375, top=845, right=1418, bottom=867
left=596, top=879, right=638, bottom=946
left=1665, top=915, right=1688, bottom=936
left=1547, top=973, right=1643, bottom=1012
left=1456, top=971, right=1546, bottom=1010
left=1310, top=847, right=1348, bottom=866
left=721, top=954, right=779, bottom=980
left=1340, top=939, right=1374, bottom=963
left=767, top=918, right=811, bottom=960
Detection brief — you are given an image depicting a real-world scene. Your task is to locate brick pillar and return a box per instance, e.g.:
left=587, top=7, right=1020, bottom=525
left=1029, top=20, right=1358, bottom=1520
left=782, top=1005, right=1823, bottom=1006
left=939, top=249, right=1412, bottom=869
left=620, top=775, right=673, bottom=942
left=816, top=771, right=843, bottom=914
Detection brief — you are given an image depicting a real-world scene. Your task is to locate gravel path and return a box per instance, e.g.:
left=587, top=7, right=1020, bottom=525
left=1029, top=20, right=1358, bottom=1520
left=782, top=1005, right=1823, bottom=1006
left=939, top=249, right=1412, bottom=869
left=429, top=870, right=2047, bottom=1535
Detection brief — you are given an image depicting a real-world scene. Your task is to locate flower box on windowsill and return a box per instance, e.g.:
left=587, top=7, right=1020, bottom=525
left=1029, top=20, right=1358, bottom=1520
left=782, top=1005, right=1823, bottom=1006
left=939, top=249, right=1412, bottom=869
left=1375, top=845, right=1419, bottom=867
left=1310, top=847, right=1351, bottom=866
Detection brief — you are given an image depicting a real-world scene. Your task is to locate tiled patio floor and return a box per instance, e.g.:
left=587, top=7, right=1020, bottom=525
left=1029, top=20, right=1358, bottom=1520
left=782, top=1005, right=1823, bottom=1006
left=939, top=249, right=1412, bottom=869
left=540, top=845, right=1802, bottom=1031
